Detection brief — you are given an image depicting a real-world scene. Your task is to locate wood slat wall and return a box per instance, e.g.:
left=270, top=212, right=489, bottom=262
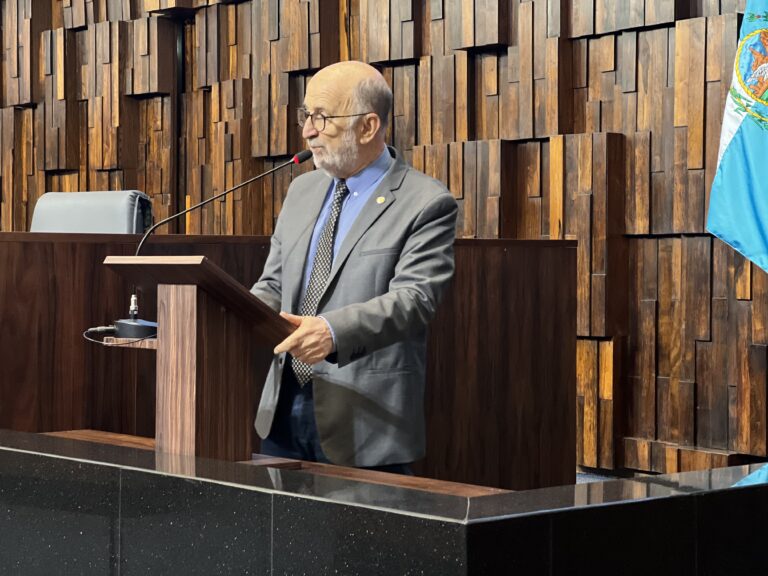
left=1, top=0, right=761, bottom=473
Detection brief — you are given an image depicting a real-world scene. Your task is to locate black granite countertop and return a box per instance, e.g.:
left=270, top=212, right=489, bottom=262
left=0, top=428, right=763, bottom=525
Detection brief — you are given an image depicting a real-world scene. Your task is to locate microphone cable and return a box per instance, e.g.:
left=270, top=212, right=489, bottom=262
left=82, top=325, right=157, bottom=347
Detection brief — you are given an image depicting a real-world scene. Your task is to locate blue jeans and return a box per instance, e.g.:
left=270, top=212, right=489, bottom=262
left=260, top=362, right=330, bottom=463
left=260, top=361, right=413, bottom=476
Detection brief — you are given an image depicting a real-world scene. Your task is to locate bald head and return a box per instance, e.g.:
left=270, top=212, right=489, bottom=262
left=302, top=61, right=393, bottom=178
left=310, top=61, right=392, bottom=133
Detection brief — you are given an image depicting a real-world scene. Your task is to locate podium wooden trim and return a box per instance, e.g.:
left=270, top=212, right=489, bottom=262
left=104, top=255, right=292, bottom=461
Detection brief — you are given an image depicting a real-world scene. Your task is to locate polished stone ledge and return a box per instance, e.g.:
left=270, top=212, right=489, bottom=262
left=2, top=429, right=768, bottom=575
left=0, top=428, right=765, bottom=524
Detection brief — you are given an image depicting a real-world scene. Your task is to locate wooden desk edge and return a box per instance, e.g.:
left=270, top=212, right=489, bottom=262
left=42, top=430, right=510, bottom=498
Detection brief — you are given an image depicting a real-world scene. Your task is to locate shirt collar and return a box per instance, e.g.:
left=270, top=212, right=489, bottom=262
left=334, top=147, right=394, bottom=194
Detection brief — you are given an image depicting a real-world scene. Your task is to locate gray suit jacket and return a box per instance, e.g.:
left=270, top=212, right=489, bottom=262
left=251, top=147, right=458, bottom=467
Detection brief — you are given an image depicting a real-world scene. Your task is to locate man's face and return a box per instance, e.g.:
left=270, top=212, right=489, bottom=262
left=302, top=79, right=362, bottom=178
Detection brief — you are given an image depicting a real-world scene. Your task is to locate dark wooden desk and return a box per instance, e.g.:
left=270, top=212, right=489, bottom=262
left=0, top=232, right=575, bottom=489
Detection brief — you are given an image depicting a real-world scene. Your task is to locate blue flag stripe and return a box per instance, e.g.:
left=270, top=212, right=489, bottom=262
left=706, top=0, right=768, bottom=272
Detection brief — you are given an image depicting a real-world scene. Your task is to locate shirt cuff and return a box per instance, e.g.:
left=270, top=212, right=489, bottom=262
left=317, top=315, right=337, bottom=352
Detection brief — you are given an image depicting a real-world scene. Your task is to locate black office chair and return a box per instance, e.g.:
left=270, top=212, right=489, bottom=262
left=30, top=190, right=153, bottom=234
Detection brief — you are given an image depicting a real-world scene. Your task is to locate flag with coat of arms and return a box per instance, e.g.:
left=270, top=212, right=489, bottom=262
left=707, top=0, right=768, bottom=271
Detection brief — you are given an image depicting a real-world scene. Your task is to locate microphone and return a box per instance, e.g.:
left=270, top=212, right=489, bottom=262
left=113, top=150, right=313, bottom=339
left=136, top=149, right=313, bottom=256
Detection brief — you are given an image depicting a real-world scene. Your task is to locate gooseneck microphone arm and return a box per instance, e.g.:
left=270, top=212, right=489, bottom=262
left=103, top=149, right=313, bottom=339
left=135, top=149, right=313, bottom=256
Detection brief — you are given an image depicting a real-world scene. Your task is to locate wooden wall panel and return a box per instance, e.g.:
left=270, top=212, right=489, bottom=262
left=60, top=0, right=90, bottom=28
left=59, top=0, right=144, bottom=29
left=137, top=96, right=175, bottom=223
left=245, top=1, right=337, bottom=157
left=40, top=28, right=80, bottom=172
left=1, top=1, right=763, bottom=476
left=0, top=108, right=41, bottom=231
left=417, top=52, right=470, bottom=145
left=554, top=11, right=755, bottom=477
left=193, top=5, right=228, bottom=88
left=414, top=139, right=516, bottom=240
left=571, top=0, right=744, bottom=37
left=496, top=34, right=573, bottom=140
left=442, top=0, right=510, bottom=50
left=126, top=16, right=177, bottom=95
left=144, top=0, right=197, bottom=12
left=382, top=64, right=418, bottom=161
left=2, top=1, right=51, bottom=107
left=81, top=21, right=138, bottom=178
left=416, top=132, right=627, bottom=466
left=210, top=79, right=262, bottom=234
left=359, top=0, right=419, bottom=63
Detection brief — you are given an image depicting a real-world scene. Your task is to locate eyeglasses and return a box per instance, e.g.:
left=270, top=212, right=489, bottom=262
left=297, top=108, right=373, bottom=132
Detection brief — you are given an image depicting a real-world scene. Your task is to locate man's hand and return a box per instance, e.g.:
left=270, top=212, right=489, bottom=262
left=274, top=312, right=334, bottom=365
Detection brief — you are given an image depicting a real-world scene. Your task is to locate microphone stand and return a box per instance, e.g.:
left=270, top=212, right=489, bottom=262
left=113, top=150, right=313, bottom=339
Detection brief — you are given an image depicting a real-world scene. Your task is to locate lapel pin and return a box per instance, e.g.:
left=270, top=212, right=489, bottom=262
left=376, top=196, right=386, bottom=204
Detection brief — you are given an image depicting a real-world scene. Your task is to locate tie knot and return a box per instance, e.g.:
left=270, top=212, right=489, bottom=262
left=334, top=179, right=349, bottom=201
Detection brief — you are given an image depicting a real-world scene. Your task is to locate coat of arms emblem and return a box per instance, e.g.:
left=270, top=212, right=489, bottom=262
left=731, top=26, right=768, bottom=128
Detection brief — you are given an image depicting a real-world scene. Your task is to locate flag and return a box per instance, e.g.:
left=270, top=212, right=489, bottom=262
left=733, top=464, right=768, bottom=487
left=706, top=1, right=768, bottom=271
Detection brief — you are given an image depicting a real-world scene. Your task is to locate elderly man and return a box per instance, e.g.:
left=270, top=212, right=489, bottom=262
left=251, top=60, right=457, bottom=473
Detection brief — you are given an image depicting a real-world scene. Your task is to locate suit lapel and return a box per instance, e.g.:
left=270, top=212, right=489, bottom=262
left=286, top=171, right=332, bottom=311
left=324, top=150, right=409, bottom=290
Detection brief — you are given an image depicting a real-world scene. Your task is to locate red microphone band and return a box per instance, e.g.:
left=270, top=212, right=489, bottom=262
left=293, top=149, right=314, bottom=164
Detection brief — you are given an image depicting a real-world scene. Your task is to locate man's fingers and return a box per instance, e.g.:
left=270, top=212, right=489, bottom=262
left=273, top=315, right=332, bottom=363
left=280, top=312, right=303, bottom=327
left=274, top=332, right=300, bottom=355
left=274, top=314, right=304, bottom=353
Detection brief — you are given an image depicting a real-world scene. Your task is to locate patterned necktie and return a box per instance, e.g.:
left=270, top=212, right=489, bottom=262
left=292, top=179, right=350, bottom=385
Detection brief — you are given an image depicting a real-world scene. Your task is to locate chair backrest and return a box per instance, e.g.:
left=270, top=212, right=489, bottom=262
left=30, top=190, right=153, bottom=234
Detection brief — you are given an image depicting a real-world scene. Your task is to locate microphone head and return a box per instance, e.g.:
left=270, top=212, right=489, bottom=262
left=293, top=149, right=313, bottom=164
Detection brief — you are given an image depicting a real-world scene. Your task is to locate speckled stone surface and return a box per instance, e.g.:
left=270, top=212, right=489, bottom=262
left=2, top=429, right=768, bottom=575
left=120, top=470, right=271, bottom=575
left=272, top=494, right=466, bottom=576
left=0, top=449, right=119, bottom=575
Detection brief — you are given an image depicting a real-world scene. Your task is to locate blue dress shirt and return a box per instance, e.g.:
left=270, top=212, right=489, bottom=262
left=301, top=147, right=394, bottom=295
left=300, top=147, right=394, bottom=349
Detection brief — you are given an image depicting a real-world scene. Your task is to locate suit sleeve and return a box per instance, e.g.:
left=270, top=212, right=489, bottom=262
left=321, top=190, right=458, bottom=367
left=250, top=212, right=284, bottom=313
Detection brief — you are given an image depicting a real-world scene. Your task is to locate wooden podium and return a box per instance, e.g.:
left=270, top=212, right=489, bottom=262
left=0, top=234, right=573, bottom=489
left=104, top=255, right=293, bottom=461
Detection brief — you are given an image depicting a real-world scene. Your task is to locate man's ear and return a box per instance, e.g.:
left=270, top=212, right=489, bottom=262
left=358, top=113, right=382, bottom=144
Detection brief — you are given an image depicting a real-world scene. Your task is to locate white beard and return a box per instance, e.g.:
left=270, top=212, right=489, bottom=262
left=309, top=128, right=360, bottom=178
